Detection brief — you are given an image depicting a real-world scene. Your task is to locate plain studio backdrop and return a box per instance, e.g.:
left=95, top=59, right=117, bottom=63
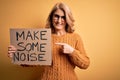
left=0, top=0, right=120, bottom=80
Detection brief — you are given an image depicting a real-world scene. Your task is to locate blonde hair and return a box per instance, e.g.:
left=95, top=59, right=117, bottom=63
left=45, top=2, right=75, bottom=33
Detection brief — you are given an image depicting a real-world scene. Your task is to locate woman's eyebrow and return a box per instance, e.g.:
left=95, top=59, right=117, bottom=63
left=54, top=14, right=65, bottom=17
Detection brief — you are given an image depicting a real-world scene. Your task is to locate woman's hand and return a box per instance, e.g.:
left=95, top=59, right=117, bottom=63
left=8, top=45, right=17, bottom=58
left=8, top=45, right=32, bottom=67
left=56, top=43, right=74, bottom=54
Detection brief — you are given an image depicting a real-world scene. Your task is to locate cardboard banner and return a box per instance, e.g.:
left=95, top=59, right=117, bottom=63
left=10, top=28, right=52, bottom=65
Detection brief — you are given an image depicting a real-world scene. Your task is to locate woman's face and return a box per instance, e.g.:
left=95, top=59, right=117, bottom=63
left=52, top=9, right=66, bottom=31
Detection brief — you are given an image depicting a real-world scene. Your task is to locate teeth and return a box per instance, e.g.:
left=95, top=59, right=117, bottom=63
left=57, top=24, right=62, bottom=25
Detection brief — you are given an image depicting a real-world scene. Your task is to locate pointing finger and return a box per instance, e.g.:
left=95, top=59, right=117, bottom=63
left=55, top=43, right=65, bottom=45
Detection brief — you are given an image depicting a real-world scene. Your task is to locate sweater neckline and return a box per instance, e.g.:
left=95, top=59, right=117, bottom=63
left=52, top=33, right=68, bottom=38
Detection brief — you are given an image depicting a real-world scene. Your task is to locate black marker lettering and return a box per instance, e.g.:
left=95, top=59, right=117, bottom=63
left=16, top=31, right=25, bottom=41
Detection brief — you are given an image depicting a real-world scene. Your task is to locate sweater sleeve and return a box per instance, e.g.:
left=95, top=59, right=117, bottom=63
left=69, top=34, right=90, bottom=69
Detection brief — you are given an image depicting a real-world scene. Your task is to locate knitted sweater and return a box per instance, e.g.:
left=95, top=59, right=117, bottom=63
left=39, top=32, right=90, bottom=80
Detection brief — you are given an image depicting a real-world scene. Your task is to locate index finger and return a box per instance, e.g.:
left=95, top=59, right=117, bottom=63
left=55, top=43, right=65, bottom=45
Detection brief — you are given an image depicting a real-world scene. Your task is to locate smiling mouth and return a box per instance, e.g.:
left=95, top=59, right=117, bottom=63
left=57, top=24, right=62, bottom=26
left=56, top=23, right=63, bottom=25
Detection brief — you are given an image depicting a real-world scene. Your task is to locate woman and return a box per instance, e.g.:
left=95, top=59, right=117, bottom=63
left=8, top=2, right=90, bottom=80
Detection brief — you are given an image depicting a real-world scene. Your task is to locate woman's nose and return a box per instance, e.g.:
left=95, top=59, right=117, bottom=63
left=58, top=17, right=62, bottom=23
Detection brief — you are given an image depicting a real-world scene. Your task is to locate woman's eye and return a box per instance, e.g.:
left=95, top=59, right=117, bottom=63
left=54, top=14, right=65, bottom=20
left=54, top=14, right=59, bottom=18
left=61, top=16, right=65, bottom=19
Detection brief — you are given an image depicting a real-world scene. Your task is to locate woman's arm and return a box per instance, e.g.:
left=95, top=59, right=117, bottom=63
left=68, top=35, right=90, bottom=69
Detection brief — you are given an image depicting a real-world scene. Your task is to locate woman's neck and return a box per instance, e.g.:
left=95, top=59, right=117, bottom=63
left=55, top=30, right=66, bottom=36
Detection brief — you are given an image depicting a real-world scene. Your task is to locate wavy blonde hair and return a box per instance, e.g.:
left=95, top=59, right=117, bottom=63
left=45, top=2, right=75, bottom=33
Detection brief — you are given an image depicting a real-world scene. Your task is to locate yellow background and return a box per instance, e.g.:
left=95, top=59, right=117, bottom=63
left=0, top=0, right=120, bottom=80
